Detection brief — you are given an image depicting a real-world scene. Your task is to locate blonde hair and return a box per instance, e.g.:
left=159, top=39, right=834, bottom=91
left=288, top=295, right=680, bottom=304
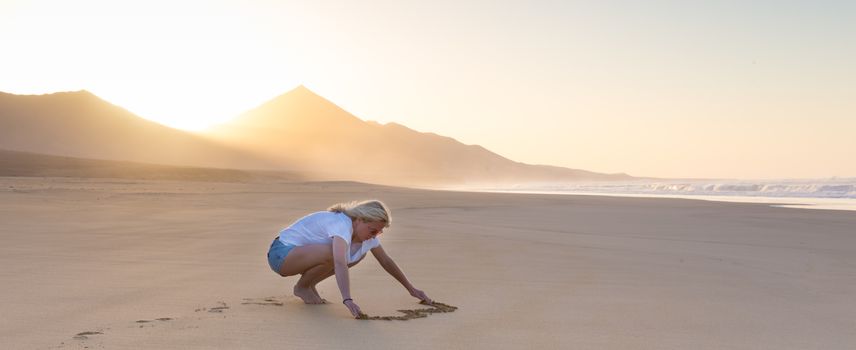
left=328, top=199, right=391, bottom=227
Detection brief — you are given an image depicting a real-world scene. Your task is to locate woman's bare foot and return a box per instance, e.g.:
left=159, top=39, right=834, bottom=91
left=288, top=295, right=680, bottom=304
left=311, top=286, right=328, bottom=303
left=294, top=286, right=324, bottom=304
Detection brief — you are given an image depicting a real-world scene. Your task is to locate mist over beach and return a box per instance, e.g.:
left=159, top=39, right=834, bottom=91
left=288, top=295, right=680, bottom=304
left=2, top=1, right=855, bottom=349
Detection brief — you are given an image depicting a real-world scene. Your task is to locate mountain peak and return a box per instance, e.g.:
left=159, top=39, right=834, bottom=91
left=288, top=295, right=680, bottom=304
left=220, top=85, right=364, bottom=130
left=282, top=84, right=324, bottom=100
left=291, top=84, right=312, bottom=93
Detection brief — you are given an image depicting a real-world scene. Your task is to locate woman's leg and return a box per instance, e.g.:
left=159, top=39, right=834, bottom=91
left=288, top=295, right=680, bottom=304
left=278, top=245, right=366, bottom=304
left=278, top=244, right=335, bottom=304
left=304, top=255, right=366, bottom=303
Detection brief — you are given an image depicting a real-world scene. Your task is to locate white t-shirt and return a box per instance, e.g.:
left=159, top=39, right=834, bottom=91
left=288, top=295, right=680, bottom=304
left=277, top=211, right=380, bottom=264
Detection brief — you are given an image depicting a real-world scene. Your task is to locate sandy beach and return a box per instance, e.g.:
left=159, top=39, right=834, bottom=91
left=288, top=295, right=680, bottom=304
left=2, top=176, right=855, bottom=349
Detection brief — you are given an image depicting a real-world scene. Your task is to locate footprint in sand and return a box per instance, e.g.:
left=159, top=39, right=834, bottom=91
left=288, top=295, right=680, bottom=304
left=58, top=329, right=107, bottom=349
left=135, top=317, right=174, bottom=328
left=56, top=301, right=234, bottom=348
left=208, top=301, right=230, bottom=313
left=194, top=301, right=231, bottom=313
left=241, top=296, right=286, bottom=306
left=72, top=330, right=103, bottom=340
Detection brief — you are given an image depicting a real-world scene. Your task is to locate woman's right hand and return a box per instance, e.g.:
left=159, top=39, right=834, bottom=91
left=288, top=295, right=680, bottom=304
left=344, top=299, right=363, bottom=318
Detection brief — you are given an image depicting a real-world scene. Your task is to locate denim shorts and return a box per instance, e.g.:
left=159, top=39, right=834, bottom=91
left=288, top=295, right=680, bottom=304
left=267, top=238, right=296, bottom=275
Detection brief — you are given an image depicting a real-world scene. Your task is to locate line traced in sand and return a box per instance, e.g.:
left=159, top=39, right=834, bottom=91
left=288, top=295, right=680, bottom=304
left=357, top=301, right=458, bottom=321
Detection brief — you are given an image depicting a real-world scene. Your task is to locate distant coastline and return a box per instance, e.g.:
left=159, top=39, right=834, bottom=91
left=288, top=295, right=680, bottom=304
left=449, top=179, right=856, bottom=212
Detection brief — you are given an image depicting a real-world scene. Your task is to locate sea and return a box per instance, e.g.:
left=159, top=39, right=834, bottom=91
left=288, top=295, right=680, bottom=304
left=454, top=178, right=856, bottom=212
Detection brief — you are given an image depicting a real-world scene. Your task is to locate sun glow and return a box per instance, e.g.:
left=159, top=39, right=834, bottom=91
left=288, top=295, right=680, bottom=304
left=0, top=0, right=306, bottom=131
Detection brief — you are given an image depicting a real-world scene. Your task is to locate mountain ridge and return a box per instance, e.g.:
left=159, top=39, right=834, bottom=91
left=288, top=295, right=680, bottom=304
left=0, top=87, right=632, bottom=185
left=203, top=85, right=631, bottom=185
left=0, top=90, right=275, bottom=170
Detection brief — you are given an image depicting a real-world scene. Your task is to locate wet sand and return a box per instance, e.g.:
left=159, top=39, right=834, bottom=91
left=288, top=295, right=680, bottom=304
left=2, top=176, right=855, bottom=349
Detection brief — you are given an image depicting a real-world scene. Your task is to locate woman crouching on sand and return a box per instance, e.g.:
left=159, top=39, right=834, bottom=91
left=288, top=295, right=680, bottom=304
left=267, top=199, right=432, bottom=318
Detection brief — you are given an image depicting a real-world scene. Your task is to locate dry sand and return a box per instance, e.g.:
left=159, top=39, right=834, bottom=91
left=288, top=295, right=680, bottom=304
left=1, top=176, right=855, bottom=349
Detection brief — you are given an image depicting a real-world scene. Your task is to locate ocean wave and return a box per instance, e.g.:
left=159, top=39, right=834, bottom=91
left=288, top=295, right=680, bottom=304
left=498, top=179, right=856, bottom=199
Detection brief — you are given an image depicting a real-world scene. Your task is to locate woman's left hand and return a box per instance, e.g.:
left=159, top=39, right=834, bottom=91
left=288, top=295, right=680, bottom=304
left=409, top=288, right=432, bottom=304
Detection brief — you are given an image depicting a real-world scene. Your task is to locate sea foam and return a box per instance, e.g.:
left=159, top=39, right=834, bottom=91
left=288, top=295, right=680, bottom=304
left=485, top=178, right=856, bottom=199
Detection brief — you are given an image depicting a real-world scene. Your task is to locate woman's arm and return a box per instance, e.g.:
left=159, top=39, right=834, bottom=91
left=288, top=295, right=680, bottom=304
left=370, top=245, right=432, bottom=303
left=332, top=237, right=362, bottom=317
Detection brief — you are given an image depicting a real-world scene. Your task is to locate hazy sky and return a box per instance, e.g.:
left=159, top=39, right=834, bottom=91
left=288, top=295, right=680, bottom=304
left=1, top=0, right=854, bottom=179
